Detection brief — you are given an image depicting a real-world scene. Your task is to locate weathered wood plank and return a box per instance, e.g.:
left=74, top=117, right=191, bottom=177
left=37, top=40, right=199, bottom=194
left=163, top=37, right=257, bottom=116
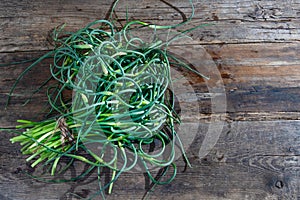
left=0, top=121, right=299, bottom=199
left=1, top=0, right=300, bottom=52
left=1, top=42, right=300, bottom=126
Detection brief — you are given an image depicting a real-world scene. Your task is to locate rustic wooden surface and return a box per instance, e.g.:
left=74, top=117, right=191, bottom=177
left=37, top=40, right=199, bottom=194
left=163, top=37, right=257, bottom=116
left=1, top=0, right=300, bottom=199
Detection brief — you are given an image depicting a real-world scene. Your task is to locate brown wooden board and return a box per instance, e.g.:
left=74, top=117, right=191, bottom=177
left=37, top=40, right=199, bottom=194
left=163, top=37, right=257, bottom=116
left=0, top=0, right=299, bottom=199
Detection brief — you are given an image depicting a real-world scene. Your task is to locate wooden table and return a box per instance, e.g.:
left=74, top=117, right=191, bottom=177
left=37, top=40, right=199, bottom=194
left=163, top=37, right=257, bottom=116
left=0, top=0, right=299, bottom=199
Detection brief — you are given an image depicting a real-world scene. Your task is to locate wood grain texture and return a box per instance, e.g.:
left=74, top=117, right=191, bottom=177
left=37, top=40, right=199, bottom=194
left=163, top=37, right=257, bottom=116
left=0, top=0, right=299, bottom=200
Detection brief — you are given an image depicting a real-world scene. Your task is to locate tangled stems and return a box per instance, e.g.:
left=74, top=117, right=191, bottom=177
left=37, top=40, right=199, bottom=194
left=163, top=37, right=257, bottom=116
left=7, top=17, right=204, bottom=199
